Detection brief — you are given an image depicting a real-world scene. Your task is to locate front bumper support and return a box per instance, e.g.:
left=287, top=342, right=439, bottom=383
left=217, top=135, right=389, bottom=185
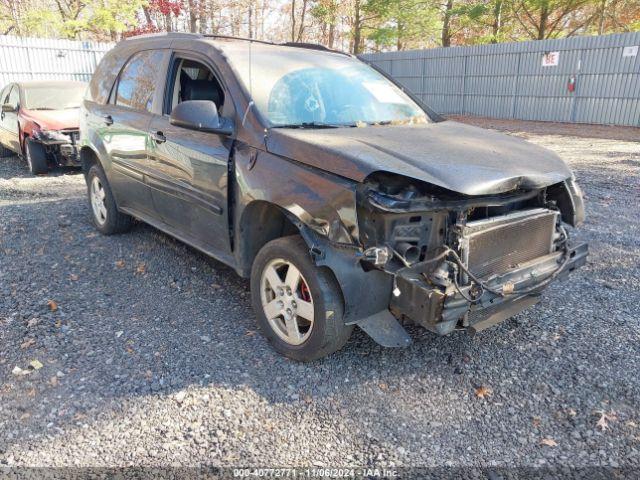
left=391, top=242, right=588, bottom=336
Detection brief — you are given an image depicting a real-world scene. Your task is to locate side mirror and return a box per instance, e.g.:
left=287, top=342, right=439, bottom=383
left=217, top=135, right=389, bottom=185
left=1, top=103, right=16, bottom=113
left=169, top=100, right=233, bottom=135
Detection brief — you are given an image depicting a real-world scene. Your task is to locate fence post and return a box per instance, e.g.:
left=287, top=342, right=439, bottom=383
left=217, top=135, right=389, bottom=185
left=570, top=51, right=582, bottom=123
left=461, top=54, right=467, bottom=115
left=511, top=51, right=522, bottom=119
left=25, top=42, right=34, bottom=80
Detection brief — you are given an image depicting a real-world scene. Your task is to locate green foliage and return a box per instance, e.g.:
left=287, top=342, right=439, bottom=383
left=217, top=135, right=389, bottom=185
left=364, top=0, right=441, bottom=50
left=22, top=10, right=63, bottom=37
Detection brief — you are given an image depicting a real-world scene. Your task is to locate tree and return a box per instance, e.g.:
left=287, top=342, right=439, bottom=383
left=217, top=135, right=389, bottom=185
left=514, top=0, right=599, bottom=39
left=364, top=0, right=439, bottom=50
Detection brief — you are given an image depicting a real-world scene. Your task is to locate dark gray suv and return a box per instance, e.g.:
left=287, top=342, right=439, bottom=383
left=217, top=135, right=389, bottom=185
left=80, top=33, right=587, bottom=361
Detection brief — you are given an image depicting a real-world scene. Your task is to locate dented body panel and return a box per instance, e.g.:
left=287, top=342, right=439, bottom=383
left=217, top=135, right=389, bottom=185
left=266, top=121, right=573, bottom=195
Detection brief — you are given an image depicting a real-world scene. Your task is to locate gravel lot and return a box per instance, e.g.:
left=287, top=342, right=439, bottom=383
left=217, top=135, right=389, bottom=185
left=1, top=118, right=639, bottom=471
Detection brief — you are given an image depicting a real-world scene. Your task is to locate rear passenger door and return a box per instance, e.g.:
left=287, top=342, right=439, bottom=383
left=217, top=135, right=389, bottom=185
left=102, top=49, right=169, bottom=217
left=146, top=52, right=234, bottom=259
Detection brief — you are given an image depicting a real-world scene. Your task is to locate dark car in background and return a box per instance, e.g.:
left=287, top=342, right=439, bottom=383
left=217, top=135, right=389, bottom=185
left=80, top=33, right=588, bottom=361
left=0, top=80, right=87, bottom=174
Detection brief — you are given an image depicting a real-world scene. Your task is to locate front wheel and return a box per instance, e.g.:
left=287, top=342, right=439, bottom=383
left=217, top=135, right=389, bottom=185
left=25, top=138, right=49, bottom=174
left=250, top=236, right=353, bottom=361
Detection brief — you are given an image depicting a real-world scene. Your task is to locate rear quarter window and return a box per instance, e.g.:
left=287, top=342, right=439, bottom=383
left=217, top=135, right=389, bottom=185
left=87, top=50, right=125, bottom=104
left=115, top=50, right=165, bottom=111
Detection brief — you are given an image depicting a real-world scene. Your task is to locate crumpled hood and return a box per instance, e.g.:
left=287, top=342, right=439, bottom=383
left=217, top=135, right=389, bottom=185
left=21, top=108, right=80, bottom=130
left=265, top=120, right=572, bottom=195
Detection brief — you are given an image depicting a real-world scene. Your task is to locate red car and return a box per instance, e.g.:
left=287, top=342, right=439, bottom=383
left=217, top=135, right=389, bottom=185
left=0, top=80, right=87, bottom=174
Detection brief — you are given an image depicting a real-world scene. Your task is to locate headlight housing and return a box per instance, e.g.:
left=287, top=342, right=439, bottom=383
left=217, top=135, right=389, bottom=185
left=33, top=127, right=69, bottom=142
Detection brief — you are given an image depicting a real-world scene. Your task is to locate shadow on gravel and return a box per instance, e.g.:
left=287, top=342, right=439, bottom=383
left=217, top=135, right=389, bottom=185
left=1, top=194, right=479, bottom=454
left=0, top=154, right=82, bottom=180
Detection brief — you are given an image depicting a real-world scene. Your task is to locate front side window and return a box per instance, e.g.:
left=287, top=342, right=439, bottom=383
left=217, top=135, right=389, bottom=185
left=166, top=58, right=225, bottom=114
left=116, top=50, right=165, bottom=111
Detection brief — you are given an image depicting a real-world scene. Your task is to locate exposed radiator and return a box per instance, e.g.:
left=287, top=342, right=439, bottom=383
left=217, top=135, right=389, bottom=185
left=460, top=208, right=558, bottom=279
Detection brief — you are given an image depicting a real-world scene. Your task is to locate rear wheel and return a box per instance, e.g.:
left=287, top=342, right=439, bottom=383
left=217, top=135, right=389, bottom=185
left=251, top=236, right=353, bottom=361
left=25, top=138, right=49, bottom=174
left=87, top=164, right=133, bottom=235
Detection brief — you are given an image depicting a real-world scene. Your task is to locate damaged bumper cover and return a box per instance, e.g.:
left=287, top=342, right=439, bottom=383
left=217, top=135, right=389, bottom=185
left=32, top=129, right=80, bottom=166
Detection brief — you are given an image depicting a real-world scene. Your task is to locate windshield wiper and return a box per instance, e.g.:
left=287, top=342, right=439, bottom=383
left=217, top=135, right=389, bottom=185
left=30, top=107, right=55, bottom=111
left=271, top=122, right=345, bottom=129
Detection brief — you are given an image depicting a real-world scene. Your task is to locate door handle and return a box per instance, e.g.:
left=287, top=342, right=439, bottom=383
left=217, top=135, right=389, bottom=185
left=102, top=114, right=113, bottom=126
left=151, top=130, right=166, bottom=144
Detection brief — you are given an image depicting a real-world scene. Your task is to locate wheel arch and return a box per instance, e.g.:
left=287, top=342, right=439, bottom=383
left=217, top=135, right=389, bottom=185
left=80, top=146, right=102, bottom=175
left=235, top=200, right=301, bottom=277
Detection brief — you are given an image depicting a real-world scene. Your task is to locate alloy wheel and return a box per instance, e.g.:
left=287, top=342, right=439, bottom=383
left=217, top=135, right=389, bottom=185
left=260, top=258, right=314, bottom=345
left=90, top=176, right=108, bottom=225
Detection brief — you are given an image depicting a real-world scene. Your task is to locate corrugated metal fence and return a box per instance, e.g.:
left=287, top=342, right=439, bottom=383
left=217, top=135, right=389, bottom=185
left=0, top=36, right=114, bottom=86
left=361, top=32, right=640, bottom=126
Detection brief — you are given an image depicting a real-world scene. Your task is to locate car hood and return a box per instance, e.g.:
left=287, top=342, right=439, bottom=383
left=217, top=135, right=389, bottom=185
left=265, top=120, right=572, bottom=195
left=21, top=108, right=80, bottom=130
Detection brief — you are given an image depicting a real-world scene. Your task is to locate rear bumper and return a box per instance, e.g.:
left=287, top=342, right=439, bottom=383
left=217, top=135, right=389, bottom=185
left=391, top=242, right=588, bottom=335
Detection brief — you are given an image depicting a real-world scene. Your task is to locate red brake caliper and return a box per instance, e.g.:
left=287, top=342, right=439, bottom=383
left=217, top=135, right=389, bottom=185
left=300, top=280, right=311, bottom=302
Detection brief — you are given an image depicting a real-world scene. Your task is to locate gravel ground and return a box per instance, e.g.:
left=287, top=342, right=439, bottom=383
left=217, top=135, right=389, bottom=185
left=1, top=119, right=639, bottom=472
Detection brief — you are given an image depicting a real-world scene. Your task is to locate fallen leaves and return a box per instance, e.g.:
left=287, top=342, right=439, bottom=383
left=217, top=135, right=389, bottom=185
left=49, top=376, right=59, bottom=387
left=475, top=385, right=492, bottom=399
left=540, top=438, right=558, bottom=447
left=12, top=366, right=29, bottom=376
left=20, top=338, right=35, bottom=349
left=115, top=260, right=125, bottom=268
left=135, top=263, right=146, bottom=275
left=29, top=359, right=43, bottom=370
left=47, top=300, right=58, bottom=312
left=69, top=273, right=79, bottom=281
left=596, top=411, right=617, bottom=431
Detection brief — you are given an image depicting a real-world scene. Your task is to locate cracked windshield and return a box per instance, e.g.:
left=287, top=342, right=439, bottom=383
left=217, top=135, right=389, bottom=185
left=222, top=41, right=429, bottom=127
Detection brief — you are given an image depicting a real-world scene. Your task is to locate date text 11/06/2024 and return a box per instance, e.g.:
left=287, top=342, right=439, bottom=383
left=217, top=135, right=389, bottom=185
left=232, top=468, right=398, bottom=477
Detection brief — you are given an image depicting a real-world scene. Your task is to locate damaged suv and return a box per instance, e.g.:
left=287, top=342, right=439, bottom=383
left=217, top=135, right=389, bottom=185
left=80, top=33, right=588, bottom=361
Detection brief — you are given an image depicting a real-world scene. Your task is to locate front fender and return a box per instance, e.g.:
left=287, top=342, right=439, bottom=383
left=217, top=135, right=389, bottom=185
left=234, top=144, right=359, bottom=245
left=234, top=144, right=393, bottom=323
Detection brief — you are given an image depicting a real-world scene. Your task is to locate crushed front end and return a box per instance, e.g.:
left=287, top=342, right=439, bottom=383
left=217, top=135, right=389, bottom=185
left=31, top=127, right=80, bottom=167
left=357, top=173, right=588, bottom=336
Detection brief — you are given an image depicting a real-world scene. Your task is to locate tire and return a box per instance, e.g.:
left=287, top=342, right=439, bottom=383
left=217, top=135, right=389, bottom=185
left=86, top=163, right=133, bottom=235
left=25, top=138, right=49, bottom=174
left=251, top=235, right=353, bottom=361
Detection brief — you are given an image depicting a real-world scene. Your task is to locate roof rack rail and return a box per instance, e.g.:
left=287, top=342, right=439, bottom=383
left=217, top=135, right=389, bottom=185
left=204, top=35, right=351, bottom=56
left=125, top=32, right=201, bottom=40
left=281, top=41, right=350, bottom=56
left=203, top=34, right=276, bottom=46
left=126, top=32, right=351, bottom=56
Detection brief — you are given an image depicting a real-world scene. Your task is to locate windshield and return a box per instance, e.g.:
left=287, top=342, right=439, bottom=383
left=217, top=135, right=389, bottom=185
left=222, top=43, right=428, bottom=127
left=23, top=83, right=87, bottom=110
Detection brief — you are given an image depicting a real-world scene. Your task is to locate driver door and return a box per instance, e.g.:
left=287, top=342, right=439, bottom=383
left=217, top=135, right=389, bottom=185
left=146, top=53, right=233, bottom=258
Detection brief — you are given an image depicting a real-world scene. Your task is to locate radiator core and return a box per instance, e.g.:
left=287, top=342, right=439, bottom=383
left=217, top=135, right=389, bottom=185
left=461, top=209, right=558, bottom=279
